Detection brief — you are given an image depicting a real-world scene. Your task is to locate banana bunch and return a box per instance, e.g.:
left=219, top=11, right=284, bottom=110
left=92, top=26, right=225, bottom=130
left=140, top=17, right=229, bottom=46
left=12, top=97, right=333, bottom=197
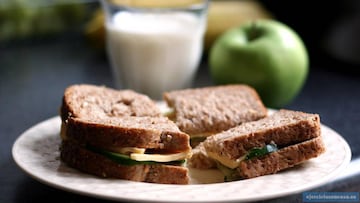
left=84, top=0, right=272, bottom=51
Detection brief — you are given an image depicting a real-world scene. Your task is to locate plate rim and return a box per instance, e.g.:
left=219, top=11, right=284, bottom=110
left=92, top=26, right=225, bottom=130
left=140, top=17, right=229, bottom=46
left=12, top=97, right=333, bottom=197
left=12, top=116, right=352, bottom=203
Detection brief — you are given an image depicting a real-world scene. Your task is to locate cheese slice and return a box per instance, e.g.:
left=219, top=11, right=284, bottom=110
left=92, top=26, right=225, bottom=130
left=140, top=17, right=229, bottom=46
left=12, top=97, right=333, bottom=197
left=104, top=146, right=146, bottom=155
left=162, top=107, right=175, bottom=117
left=130, top=151, right=192, bottom=162
left=207, top=151, right=245, bottom=169
left=118, top=147, right=146, bottom=155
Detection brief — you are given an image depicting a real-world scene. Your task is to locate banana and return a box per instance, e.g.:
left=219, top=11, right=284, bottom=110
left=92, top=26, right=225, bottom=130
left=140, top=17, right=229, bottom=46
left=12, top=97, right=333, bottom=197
left=84, top=8, right=105, bottom=50
left=109, top=0, right=202, bottom=8
left=205, top=0, right=272, bottom=50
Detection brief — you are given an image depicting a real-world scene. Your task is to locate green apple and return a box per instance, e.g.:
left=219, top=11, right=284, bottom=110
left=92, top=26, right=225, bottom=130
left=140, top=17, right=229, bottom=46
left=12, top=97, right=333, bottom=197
left=209, top=19, right=308, bottom=108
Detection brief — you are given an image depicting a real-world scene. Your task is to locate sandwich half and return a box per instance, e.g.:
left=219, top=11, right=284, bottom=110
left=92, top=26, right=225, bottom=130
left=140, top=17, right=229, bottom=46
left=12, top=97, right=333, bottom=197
left=163, top=85, right=268, bottom=146
left=60, top=84, right=192, bottom=184
left=201, top=109, right=325, bottom=181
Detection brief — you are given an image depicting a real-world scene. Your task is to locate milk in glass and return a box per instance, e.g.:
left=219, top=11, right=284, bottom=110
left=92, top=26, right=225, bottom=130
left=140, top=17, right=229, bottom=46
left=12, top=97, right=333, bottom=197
left=106, top=11, right=206, bottom=99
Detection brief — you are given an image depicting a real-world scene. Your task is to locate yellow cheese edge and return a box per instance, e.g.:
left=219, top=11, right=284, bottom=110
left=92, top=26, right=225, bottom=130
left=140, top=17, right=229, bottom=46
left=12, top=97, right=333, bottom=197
left=100, top=146, right=191, bottom=162
left=118, top=147, right=146, bottom=154
left=206, top=151, right=245, bottom=169
left=130, top=150, right=192, bottom=162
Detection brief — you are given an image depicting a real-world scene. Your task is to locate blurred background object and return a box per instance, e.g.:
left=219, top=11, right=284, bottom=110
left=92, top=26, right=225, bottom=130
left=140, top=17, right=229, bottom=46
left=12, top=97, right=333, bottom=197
left=0, top=0, right=272, bottom=53
left=203, top=0, right=272, bottom=50
left=83, top=0, right=273, bottom=51
left=84, top=7, right=104, bottom=49
left=0, top=0, right=97, bottom=42
left=3, top=0, right=359, bottom=71
left=83, top=0, right=360, bottom=70
left=323, top=1, right=360, bottom=66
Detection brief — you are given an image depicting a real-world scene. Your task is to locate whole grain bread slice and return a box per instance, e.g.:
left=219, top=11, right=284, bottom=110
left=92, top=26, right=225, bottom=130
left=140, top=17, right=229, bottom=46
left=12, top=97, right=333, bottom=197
left=238, top=136, right=325, bottom=179
left=60, top=84, right=161, bottom=122
left=204, top=109, right=321, bottom=161
left=163, top=85, right=267, bottom=136
left=62, top=116, right=191, bottom=152
left=60, top=84, right=191, bottom=152
left=60, top=140, right=189, bottom=184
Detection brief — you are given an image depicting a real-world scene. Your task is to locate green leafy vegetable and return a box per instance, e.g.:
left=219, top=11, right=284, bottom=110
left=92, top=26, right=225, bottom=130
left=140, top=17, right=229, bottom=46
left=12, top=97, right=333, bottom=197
left=215, top=143, right=278, bottom=181
left=245, top=143, right=278, bottom=160
left=216, top=162, right=240, bottom=182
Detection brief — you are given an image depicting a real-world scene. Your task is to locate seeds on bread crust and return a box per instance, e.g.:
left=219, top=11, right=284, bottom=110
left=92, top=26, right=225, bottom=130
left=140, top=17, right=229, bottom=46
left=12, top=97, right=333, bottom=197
left=64, top=116, right=191, bottom=152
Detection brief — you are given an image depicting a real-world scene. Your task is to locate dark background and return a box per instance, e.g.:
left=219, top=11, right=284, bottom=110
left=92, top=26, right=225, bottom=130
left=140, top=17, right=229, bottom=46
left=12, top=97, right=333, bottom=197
left=261, top=0, right=360, bottom=69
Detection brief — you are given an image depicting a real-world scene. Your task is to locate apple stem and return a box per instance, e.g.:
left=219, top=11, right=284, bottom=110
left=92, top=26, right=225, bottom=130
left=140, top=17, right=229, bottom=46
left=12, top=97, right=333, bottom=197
left=248, top=21, right=261, bottom=42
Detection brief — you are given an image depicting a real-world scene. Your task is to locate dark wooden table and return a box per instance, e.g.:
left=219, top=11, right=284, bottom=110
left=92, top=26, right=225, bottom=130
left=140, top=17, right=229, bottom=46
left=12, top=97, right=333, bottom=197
left=1, top=32, right=359, bottom=203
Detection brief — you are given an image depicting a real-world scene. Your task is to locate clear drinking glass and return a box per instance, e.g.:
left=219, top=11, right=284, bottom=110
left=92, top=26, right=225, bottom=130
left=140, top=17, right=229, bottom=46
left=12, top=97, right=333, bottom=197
left=100, top=0, right=209, bottom=99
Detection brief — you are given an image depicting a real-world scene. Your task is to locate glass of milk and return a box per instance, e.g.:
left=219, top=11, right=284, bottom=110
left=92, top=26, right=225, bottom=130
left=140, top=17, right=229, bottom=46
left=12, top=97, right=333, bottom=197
left=100, top=0, right=209, bottom=99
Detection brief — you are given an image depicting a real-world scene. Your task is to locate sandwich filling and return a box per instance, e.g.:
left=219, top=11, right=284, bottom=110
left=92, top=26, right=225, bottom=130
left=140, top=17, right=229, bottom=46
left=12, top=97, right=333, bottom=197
left=87, top=145, right=192, bottom=166
left=208, top=142, right=278, bottom=169
left=208, top=142, right=278, bottom=181
left=61, top=124, right=192, bottom=166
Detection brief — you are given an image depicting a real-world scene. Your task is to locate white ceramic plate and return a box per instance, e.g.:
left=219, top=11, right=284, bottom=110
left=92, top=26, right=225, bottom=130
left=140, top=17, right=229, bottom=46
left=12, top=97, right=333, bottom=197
left=12, top=116, right=351, bottom=202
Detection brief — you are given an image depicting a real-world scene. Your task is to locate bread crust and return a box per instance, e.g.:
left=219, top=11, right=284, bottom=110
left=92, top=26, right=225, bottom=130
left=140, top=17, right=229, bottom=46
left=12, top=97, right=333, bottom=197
left=60, top=141, right=189, bottom=184
left=238, top=136, right=325, bottom=179
left=204, top=110, right=321, bottom=160
left=63, top=117, right=191, bottom=152
left=163, top=85, right=267, bottom=135
left=60, top=84, right=161, bottom=122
